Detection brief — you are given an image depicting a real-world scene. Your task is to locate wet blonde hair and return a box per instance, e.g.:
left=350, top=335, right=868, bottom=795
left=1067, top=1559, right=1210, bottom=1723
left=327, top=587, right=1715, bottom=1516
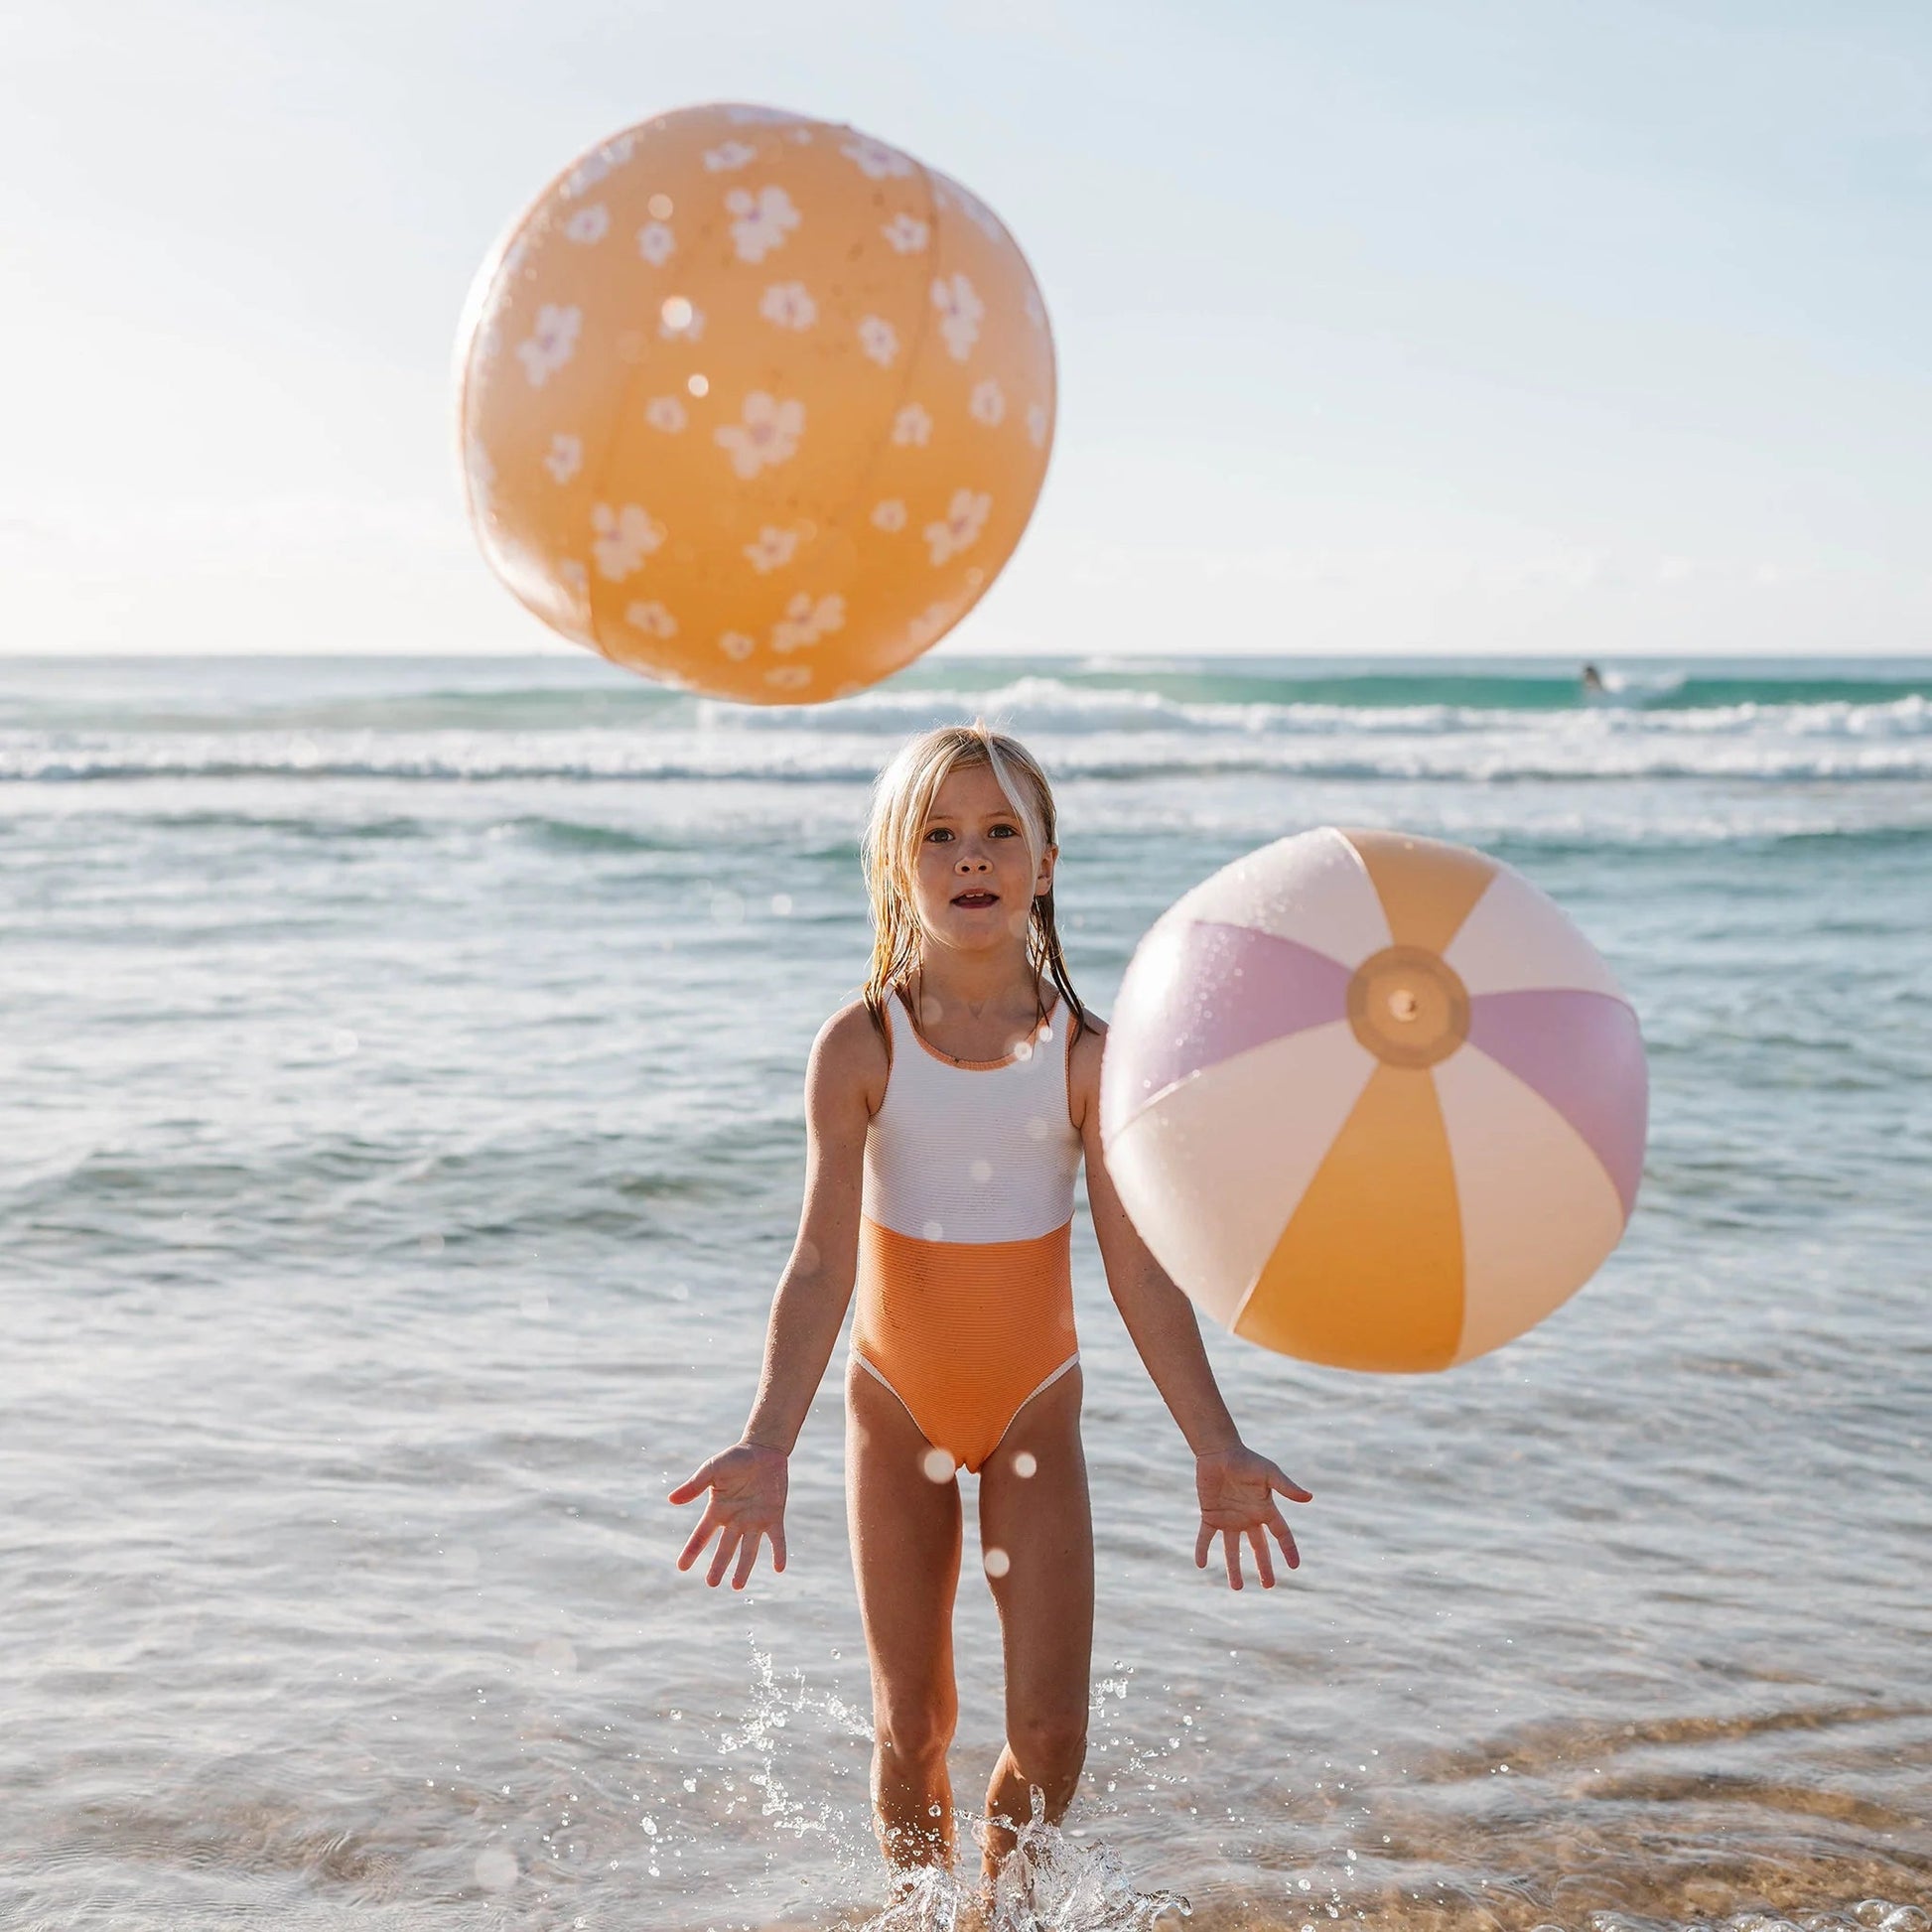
left=861, top=722, right=1086, bottom=1043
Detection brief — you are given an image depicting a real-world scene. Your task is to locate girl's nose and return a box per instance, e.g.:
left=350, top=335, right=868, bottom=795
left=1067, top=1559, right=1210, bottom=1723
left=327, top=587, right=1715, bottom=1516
left=956, top=848, right=991, bottom=872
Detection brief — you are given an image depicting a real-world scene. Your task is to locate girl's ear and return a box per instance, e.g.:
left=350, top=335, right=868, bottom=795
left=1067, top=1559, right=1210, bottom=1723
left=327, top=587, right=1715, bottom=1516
left=1035, top=842, right=1058, bottom=897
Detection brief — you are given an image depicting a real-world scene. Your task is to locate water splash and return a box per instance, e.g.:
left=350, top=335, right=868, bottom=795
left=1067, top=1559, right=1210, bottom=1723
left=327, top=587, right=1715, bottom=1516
left=712, top=1646, right=1194, bottom=1930
left=982, top=1790, right=1191, bottom=1931
left=849, top=1800, right=1191, bottom=1932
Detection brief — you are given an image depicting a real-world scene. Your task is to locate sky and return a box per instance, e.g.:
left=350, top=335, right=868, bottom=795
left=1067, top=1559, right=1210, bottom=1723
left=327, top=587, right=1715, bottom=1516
left=3, top=0, right=1929, bottom=658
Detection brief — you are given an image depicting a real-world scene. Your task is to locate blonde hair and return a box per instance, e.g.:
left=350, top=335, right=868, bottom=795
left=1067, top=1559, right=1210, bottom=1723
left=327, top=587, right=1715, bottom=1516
left=861, top=722, right=1086, bottom=1043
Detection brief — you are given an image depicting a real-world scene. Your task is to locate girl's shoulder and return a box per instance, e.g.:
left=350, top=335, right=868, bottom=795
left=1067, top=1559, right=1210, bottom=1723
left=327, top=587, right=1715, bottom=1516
left=1065, top=1004, right=1107, bottom=1129
left=810, top=997, right=893, bottom=1110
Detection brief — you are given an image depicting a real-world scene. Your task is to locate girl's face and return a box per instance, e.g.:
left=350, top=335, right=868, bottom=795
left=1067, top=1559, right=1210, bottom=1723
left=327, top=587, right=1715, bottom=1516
left=911, top=762, right=1055, bottom=957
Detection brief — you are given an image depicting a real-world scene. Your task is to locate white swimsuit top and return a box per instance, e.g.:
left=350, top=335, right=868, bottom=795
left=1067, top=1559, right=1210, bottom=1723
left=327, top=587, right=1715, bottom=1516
left=862, top=993, right=1082, bottom=1246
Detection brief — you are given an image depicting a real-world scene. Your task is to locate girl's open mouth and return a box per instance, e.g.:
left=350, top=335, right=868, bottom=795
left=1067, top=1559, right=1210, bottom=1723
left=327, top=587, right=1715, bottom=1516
left=951, top=891, right=999, bottom=908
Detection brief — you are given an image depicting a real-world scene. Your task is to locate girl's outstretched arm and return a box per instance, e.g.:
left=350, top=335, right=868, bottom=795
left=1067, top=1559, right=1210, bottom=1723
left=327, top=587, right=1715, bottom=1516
left=668, top=1000, right=883, bottom=1588
left=1069, top=1020, right=1312, bottom=1590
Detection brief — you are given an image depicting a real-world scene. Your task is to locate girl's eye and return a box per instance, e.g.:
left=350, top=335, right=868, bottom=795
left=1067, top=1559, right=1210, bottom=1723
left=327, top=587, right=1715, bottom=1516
left=924, top=826, right=954, bottom=843
left=989, top=823, right=1018, bottom=838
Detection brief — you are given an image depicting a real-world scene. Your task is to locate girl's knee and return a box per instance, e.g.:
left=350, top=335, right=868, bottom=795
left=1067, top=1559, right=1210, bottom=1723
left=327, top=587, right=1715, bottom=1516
left=1006, top=1710, right=1087, bottom=1783
left=875, top=1697, right=958, bottom=1772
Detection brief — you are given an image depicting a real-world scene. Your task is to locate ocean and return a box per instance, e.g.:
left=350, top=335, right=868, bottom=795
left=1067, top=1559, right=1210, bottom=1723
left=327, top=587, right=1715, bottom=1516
left=2, top=651, right=1927, bottom=1931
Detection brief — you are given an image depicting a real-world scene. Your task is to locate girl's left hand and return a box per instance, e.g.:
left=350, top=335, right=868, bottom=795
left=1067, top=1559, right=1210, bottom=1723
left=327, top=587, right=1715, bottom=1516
left=1193, top=1444, right=1311, bottom=1589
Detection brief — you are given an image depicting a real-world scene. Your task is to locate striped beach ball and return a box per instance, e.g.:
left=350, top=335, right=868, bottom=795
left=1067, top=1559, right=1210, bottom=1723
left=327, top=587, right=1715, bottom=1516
left=1100, top=829, right=1647, bottom=1372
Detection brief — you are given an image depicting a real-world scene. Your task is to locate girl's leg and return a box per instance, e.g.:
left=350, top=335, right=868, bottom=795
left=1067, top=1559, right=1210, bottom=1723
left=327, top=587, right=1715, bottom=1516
left=976, top=1365, right=1094, bottom=1876
left=846, top=1359, right=965, bottom=1869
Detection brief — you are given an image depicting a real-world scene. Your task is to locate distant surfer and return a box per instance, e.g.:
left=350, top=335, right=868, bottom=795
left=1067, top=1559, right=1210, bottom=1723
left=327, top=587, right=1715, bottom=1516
left=1581, top=663, right=1607, bottom=696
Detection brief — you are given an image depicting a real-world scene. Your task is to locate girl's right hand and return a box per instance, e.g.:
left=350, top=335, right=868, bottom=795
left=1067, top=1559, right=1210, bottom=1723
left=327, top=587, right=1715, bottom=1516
left=668, top=1443, right=789, bottom=1588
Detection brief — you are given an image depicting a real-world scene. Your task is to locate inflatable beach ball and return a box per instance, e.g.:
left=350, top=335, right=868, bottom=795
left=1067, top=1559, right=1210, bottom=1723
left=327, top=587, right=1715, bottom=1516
left=455, top=103, right=1055, bottom=705
left=1100, top=829, right=1647, bottom=1373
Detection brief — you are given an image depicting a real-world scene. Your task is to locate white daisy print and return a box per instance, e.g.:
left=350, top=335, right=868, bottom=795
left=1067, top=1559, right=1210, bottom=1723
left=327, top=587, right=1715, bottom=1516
left=968, top=377, right=1006, bottom=427
left=1026, top=401, right=1049, bottom=449
left=590, top=503, right=666, bottom=583
left=935, top=174, right=1004, bottom=240
left=891, top=402, right=933, bottom=448
left=515, top=304, right=582, bottom=388
left=871, top=498, right=907, bottom=534
left=765, top=665, right=812, bottom=692
left=644, top=396, right=687, bottom=434
left=840, top=136, right=913, bottom=181
left=760, top=281, right=817, bottom=331
left=636, top=221, right=675, bottom=267
left=624, top=599, right=678, bottom=638
left=714, top=390, right=805, bottom=479
left=703, top=140, right=758, bottom=173
left=543, top=433, right=583, bottom=483
left=924, top=488, right=991, bottom=566
left=744, top=525, right=800, bottom=574
left=658, top=298, right=705, bottom=342
left=720, top=631, right=757, bottom=661
left=563, top=204, right=610, bottom=245
left=906, top=599, right=959, bottom=650
left=857, top=315, right=899, bottom=366
left=771, top=592, right=846, bottom=653
left=931, top=273, right=984, bottom=361
left=726, top=185, right=800, bottom=263
left=880, top=212, right=930, bottom=254
left=562, top=135, right=633, bottom=200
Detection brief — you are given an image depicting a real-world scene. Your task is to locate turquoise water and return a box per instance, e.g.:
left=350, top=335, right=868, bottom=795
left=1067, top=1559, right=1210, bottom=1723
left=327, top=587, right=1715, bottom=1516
left=2, top=652, right=1928, bottom=1930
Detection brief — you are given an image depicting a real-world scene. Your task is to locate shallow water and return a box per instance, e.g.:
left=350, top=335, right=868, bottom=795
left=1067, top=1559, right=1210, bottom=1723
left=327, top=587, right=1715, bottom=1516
left=2, top=652, right=1928, bottom=1929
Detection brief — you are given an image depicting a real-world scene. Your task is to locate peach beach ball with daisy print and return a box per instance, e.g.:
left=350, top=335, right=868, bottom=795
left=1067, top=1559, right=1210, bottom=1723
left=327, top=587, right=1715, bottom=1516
left=1101, top=829, right=1648, bottom=1374
left=455, top=104, right=1055, bottom=704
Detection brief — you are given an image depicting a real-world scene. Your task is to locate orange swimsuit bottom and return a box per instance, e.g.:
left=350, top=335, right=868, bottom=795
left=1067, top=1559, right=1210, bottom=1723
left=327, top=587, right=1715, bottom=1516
left=851, top=995, right=1083, bottom=1473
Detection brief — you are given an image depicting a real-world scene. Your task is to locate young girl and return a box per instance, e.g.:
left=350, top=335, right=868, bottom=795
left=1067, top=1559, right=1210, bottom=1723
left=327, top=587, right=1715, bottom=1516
left=670, top=723, right=1310, bottom=1884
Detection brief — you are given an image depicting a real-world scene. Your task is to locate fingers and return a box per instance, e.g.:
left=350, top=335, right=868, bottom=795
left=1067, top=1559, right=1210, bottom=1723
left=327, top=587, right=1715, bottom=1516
left=666, top=1459, right=718, bottom=1507
left=1222, top=1528, right=1242, bottom=1591
left=677, top=1507, right=722, bottom=1573
left=731, top=1531, right=761, bottom=1591
left=1247, top=1526, right=1276, bottom=1589
left=706, top=1525, right=743, bottom=1589
left=770, top=1523, right=787, bottom=1574
left=1194, top=1521, right=1212, bottom=1570
left=1267, top=1461, right=1313, bottom=1504
left=1269, top=1512, right=1301, bottom=1572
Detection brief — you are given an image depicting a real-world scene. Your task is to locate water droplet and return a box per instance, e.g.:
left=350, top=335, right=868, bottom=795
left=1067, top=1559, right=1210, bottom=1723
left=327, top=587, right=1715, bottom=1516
left=647, top=193, right=673, bottom=219
left=687, top=371, right=709, bottom=397
left=1013, top=1450, right=1037, bottom=1478
left=983, top=1546, right=1011, bottom=1579
left=920, top=1447, right=954, bottom=1482
left=770, top=893, right=793, bottom=916
left=921, top=1220, right=944, bottom=1241
left=969, top=1159, right=993, bottom=1184
left=661, top=295, right=694, bottom=330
